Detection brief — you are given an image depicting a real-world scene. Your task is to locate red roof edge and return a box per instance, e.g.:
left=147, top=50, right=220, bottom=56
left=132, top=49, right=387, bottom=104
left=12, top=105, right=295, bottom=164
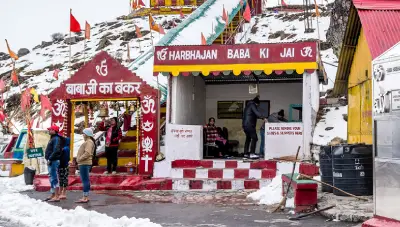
left=353, top=0, right=400, bottom=10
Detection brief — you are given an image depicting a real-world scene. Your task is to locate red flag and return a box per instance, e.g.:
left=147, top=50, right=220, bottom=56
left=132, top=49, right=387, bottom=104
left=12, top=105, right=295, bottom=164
left=0, top=79, right=5, bottom=92
left=0, top=110, right=6, bottom=123
left=135, top=25, right=143, bottom=38
left=281, top=0, right=287, bottom=7
left=138, top=0, right=145, bottom=7
left=201, top=32, right=207, bottom=45
left=222, top=6, right=228, bottom=23
left=159, top=25, right=166, bottom=35
left=11, top=69, right=19, bottom=84
left=21, top=88, right=31, bottom=111
left=243, top=1, right=251, bottom=22
left=40, top=95, right=52, bottom=119
left=85, top=21, right=91, bottom=39
left=180, top=8, right=185, bottom=19
left=53, top=69, right=60, bottom=80
left=70, top=10, right=81, bottom=32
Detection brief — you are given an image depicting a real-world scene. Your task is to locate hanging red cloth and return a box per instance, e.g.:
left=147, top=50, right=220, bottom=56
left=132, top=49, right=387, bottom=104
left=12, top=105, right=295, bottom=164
left=123, top=112, right=132, bottom=131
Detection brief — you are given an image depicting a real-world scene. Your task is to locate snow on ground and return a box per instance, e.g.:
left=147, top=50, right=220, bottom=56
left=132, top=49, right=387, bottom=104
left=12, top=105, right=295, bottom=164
left=0, top=176, right=161, bottom=227
left=313, top=106, right=347, bottom=145
left=247, top=174, right=294, bottom=209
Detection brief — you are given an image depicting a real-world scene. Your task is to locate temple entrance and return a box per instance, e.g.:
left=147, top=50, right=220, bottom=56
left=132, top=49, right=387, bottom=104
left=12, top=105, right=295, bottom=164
left=49, top=51, right=159, bottom=176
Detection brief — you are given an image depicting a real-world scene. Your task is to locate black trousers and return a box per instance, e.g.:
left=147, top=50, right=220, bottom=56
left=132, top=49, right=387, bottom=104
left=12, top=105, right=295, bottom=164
left=106, top=146, right=118, bottom=173
left=244, top=127, right=258, bottom=155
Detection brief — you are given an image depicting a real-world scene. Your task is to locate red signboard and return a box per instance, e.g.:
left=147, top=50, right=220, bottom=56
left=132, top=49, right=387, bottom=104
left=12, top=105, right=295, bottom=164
left=153, top=42, right=317, bottom=67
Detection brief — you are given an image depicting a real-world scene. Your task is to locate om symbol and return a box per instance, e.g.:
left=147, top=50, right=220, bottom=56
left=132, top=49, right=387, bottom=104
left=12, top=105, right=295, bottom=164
left=300, top=46, right=313, bottom=57
left=96, top=59, right=108, bottom=77
left=141, top=96, right=156, bottom=114
left=52, top=99, right=67, bottom=117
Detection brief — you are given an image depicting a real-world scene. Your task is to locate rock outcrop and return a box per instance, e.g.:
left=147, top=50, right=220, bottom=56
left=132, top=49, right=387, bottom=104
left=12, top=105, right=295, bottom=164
left=326, top=0, right=352, bottom=57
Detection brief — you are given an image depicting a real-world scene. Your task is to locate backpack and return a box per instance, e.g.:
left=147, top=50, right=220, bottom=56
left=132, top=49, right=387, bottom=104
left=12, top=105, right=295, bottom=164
left=89, top=137, right=98, bottom=166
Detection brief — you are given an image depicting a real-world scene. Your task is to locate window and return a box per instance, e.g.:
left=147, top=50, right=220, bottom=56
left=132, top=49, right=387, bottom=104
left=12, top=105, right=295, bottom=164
left=217, top=101, right=244, bottom=119
left=16, top=132, right=27, bottom=149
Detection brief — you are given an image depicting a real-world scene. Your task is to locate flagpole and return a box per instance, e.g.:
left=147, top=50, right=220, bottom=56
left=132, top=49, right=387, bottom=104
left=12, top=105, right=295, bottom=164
left=69, top=9, right=72, bottom=76
left=83, top=38, right=86, bottom=64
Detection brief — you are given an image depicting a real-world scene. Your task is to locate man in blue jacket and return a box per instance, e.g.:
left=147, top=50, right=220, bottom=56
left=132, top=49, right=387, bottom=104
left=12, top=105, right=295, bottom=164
left=44, top=125, right=62, bottom=202
left=242, top=96, right=267, bottom=159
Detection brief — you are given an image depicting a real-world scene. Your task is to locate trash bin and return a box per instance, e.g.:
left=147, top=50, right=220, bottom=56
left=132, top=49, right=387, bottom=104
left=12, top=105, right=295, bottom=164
left=24, top=167, right=36, bottom=185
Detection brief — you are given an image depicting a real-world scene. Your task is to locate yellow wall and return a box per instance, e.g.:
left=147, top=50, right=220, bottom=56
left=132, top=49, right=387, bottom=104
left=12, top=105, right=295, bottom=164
left=347, top=28, right=373, bottom=144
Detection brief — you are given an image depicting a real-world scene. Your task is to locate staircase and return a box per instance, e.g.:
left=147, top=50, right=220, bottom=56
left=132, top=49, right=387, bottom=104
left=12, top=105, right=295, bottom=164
left=170, top=159, right=277, bottom=190
left=92, top=105, right=167, bottom=174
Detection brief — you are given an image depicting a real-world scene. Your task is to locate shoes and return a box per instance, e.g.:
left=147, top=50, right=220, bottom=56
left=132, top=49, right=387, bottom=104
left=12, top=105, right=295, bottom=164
left=103, top=171, right=109, bottom=175
left=250, top=154, right=259, bottom=159
left=243, top=153, right=250, bottom=159
left=111, top=171, right=117, bottom=175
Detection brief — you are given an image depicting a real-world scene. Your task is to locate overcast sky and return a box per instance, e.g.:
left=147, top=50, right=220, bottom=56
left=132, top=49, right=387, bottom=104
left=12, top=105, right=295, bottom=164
left=0, top=0, right=150, bottom=53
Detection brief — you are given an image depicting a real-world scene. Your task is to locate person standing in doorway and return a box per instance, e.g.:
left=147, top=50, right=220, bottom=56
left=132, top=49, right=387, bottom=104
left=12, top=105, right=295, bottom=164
left=99, top=117, right=122, bottom=174
left=242, top=96, right=267, bottom=159
left=58, top=137, right=70, bottom=200
left=76, top=128, right=95, bottom=203
left=44, top=125, right=62, bottom=202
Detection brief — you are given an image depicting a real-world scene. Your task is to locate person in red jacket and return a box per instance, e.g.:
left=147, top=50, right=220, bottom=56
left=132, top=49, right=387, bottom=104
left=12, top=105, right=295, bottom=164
left=98, top=117, right=122, bottom=174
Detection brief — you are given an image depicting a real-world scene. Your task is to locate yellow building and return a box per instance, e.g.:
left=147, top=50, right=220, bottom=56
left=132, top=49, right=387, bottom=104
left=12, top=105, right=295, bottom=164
left=332, top=1, right=400, bottom=144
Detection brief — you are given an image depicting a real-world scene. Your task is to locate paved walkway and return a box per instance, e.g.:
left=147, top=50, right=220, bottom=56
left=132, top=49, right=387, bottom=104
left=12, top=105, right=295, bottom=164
left=318, top=192, right=373, bottom=222
left=23, top=190, right=363, bottom=227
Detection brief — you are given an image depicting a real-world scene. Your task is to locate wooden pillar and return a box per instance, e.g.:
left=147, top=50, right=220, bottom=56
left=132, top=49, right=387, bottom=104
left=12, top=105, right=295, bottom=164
left=84, top=103, right=88, bottom=128
left=70, top=102, right=76, bottom=162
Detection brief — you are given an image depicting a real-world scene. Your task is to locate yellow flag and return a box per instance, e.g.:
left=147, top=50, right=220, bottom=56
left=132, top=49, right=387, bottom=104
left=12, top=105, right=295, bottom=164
left=314, top=0, right=320, bottom=17
left=5, top=39, right=19, bottom=60
left=30, top=88, right=39, bottom=103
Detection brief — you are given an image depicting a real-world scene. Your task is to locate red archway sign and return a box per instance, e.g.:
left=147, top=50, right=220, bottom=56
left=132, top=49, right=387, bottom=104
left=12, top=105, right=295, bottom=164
left=49, top=51, right=159, bottom=176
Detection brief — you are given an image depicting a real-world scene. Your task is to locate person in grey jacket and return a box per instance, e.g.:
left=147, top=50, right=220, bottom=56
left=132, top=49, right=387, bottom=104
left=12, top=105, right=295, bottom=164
left=268, top=109, right=288, bottom=123
left=242, top=96, right=267, bottom=159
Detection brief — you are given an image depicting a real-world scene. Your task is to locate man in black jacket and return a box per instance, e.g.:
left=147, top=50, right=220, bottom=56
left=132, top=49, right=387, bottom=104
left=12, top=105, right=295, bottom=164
left=242, top=96, right=267, bottom=159
left=44, top=125, right=62, bottom=202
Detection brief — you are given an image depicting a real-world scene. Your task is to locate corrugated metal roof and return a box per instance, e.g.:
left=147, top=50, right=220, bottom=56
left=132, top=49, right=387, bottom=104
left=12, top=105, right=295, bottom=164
left=333, top=0, right=400, bottom=95
left=358, top=9, right=400, bottom=59
left=353, top=0, right=400, bottom=10
left=332, top=6, right=361, bottom=95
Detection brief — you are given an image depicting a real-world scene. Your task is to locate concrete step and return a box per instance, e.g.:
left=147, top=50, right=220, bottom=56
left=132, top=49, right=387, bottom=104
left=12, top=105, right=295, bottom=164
left=118, top=141, right=137, bottom=150
left=171, top=168, right=276, bottom=179
left=98, top=156, right=137, bottom=166
left=97, top=149, right=136, bottom=158
left=171, top=159, right=277, bottom=170
left=120, top=136, right=137, bottom=143
left=172, top=178, right=273, bottom=190
left=90, top=166, right=136, bottom=174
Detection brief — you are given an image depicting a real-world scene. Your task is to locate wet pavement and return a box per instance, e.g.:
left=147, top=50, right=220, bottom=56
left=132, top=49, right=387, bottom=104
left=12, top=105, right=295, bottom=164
left=22, top=190, right=363, bottom=227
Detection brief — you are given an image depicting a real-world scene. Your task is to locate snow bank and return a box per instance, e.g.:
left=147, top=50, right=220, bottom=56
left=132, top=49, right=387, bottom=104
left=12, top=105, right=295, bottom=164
left=0, top=176, right=161, bottom=227
left=313, top=106, right=347, bottom=145
left=0, top=175, right=33, bottom=194
left=247, top=174, right=294, bottom=208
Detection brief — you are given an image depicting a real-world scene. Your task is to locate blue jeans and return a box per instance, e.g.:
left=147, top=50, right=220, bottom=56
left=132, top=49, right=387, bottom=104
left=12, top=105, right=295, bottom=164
left=48, top=160, right=60, bottom=194
left=260, top=128, right=265, bottom=157
left=79, top=165, right=91, bottom=197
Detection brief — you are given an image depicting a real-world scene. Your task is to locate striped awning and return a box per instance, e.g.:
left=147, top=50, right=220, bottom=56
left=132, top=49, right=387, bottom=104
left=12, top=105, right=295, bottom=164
left=153, top=42, right=319, bottom=77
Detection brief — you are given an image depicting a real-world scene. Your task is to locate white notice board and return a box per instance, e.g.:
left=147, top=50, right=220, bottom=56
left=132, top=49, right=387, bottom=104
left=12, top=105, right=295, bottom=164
left=264, top=123, right=304, bottom=159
